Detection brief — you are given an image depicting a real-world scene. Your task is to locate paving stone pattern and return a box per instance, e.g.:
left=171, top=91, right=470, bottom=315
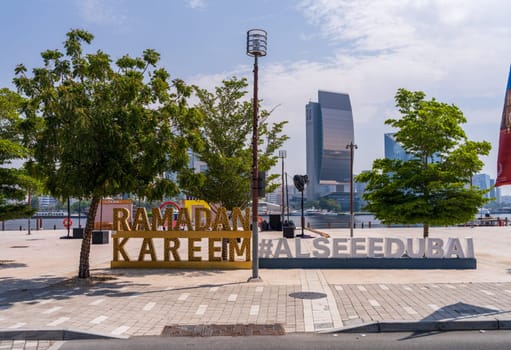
left=0, top=282, right=304, bottom=336
left=0, top=340, right=56, bottom=350
left=1, top=272, right=511, bottom=339
left=332, top=282, right=511, bottom=327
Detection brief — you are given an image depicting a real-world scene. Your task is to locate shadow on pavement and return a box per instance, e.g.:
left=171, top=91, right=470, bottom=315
left=0, top=261, right=27, bottom=269
left=398, top=302, right=509, bottom=341
left=0, top=274, right=146, bottom=310
left=0, top=275, right=65, bottom=294
left=107, top=268, right=229, bottom=278
left=0, top=268, right=244, bottom=311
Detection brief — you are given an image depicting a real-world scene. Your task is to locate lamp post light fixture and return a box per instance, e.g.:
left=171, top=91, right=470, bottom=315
left=279, top=150, right=286, bottom=229
left=346, top=141, right=358, bottom=238
left=247, top=29, right=267, bottom=281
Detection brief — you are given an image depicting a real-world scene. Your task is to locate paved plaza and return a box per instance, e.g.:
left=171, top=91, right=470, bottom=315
left=1, top=226, right=511, bottom=349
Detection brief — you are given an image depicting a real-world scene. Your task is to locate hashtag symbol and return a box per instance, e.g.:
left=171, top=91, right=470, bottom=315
left=259, top=239, right=274, bottom=258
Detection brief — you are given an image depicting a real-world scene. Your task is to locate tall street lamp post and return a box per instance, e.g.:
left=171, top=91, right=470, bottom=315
left=346, top=141, right=358, bottom=238
left=285, top=172, right=290, bottom=222
left=247, top=29, right=267, bottom=281
left=293, top=175, right=308, bottom=237
left=279, top=150, right=286, bottom=229
left=27, top=190, right=31, bottom=235
left=67, top=197, right=71, bottom=238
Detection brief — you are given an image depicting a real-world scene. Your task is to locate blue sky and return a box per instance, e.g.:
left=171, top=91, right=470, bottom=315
left=2, top=0, right=511, bottom=193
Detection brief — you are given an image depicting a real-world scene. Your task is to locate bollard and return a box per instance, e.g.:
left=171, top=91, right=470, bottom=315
left=361, top=222, right=364, bottom=229
left=20, top=225, right=22, bottom=231
left=53, top=224, right=56, bottom=230
left=368, top=221, right=372, bottom=228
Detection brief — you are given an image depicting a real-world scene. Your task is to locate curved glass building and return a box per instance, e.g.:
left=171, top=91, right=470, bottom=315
left=306, top=91, right=354, bottom=201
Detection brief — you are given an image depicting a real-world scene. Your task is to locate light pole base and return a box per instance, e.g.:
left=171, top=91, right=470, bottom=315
left=247, top=276, right=263, bottom=283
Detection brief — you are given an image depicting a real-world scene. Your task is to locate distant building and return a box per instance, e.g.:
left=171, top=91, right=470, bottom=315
left=489, top=179, right=501, bottom=203
left=265, top=191, right=278, bottom=205
left=472, top=173, right=491, bottom=199
left=188, top=150, right=207, bottom=173
left=355, top=170, right=369, bottom=209
left=472, top=173, right=500, bottom=203
left=384, top=133, right=413, bottom=161
left=38, top=195, right=57, bottom=209
left=384, top=132, right=441, bottom=163
left=306, top=91, right=354, bottom=202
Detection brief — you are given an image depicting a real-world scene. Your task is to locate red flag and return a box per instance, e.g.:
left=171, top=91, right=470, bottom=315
left=496, top=65, right=511, bottom=187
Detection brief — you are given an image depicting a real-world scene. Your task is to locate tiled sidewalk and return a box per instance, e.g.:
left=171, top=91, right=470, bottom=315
left=0, top=340, right=57, bottom=350
left=1, top=271, right=511, bottom=338
left=3, top=227, right=511, bottom=349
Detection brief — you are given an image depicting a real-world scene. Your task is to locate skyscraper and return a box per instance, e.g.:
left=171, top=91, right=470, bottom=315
left=306, top=91, right=354, bottom=201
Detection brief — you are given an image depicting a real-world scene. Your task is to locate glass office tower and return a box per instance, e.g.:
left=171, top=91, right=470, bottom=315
left=306, top=91, right=354, bottom=201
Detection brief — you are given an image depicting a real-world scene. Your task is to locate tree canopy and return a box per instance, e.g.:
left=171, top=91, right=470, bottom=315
left=178, top=77, right=288, bottom=212
left=356, top=88, right=491, bottom=237
left=0, top=88, right=39, bottom=221
left=14, top=29, right=200, bottom=277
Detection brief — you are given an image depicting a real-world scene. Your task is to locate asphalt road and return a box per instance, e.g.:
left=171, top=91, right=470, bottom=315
left=56, top=331, right=511, bottom=350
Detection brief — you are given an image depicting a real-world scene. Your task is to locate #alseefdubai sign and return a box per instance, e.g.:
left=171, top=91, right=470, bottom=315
left=258, top=236, right=476, bottom=269
left=110, top=207, right=477, bottom=270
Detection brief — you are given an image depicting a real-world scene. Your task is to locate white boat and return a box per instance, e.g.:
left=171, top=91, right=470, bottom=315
left=320, top=211, right=338, bottom=216
left=304, top=208, right=321, bottom=216
left=478, top=208, right=490, bottom=217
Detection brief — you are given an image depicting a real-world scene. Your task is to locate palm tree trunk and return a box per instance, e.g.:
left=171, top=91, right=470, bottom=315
left=78, top=195, right=100, bottom=278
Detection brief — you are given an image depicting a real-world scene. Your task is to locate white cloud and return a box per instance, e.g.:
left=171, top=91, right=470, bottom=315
left=189, top=1, right=511, bottom=190
left=187, top=0, right=206, bottom=9
left=77, top=0, right=127, bottom=25
left=293, top=0, right=511, bottom=178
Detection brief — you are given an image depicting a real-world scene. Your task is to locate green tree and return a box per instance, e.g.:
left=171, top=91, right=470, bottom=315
left=318, top=197, right=341, bottom=213
left=304, top=200, right=319, bottom=210
left=0, top=88, right=38, bottom=221
left=70, top=199, right=91, bottom=214
left=356, top=89, right=491, bottom=237
left=178, top=77, right=288, bottom=212
left=14, top=30, right=199, bottom=278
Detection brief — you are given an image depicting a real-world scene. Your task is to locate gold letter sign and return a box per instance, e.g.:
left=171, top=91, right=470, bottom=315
left=111, top=206, right=251, bottom=269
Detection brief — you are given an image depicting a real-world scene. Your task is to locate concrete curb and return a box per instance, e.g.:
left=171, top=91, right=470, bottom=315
left=0, top=329, right=128, bottom=340
left=321, top=319, right=511, bottom=334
